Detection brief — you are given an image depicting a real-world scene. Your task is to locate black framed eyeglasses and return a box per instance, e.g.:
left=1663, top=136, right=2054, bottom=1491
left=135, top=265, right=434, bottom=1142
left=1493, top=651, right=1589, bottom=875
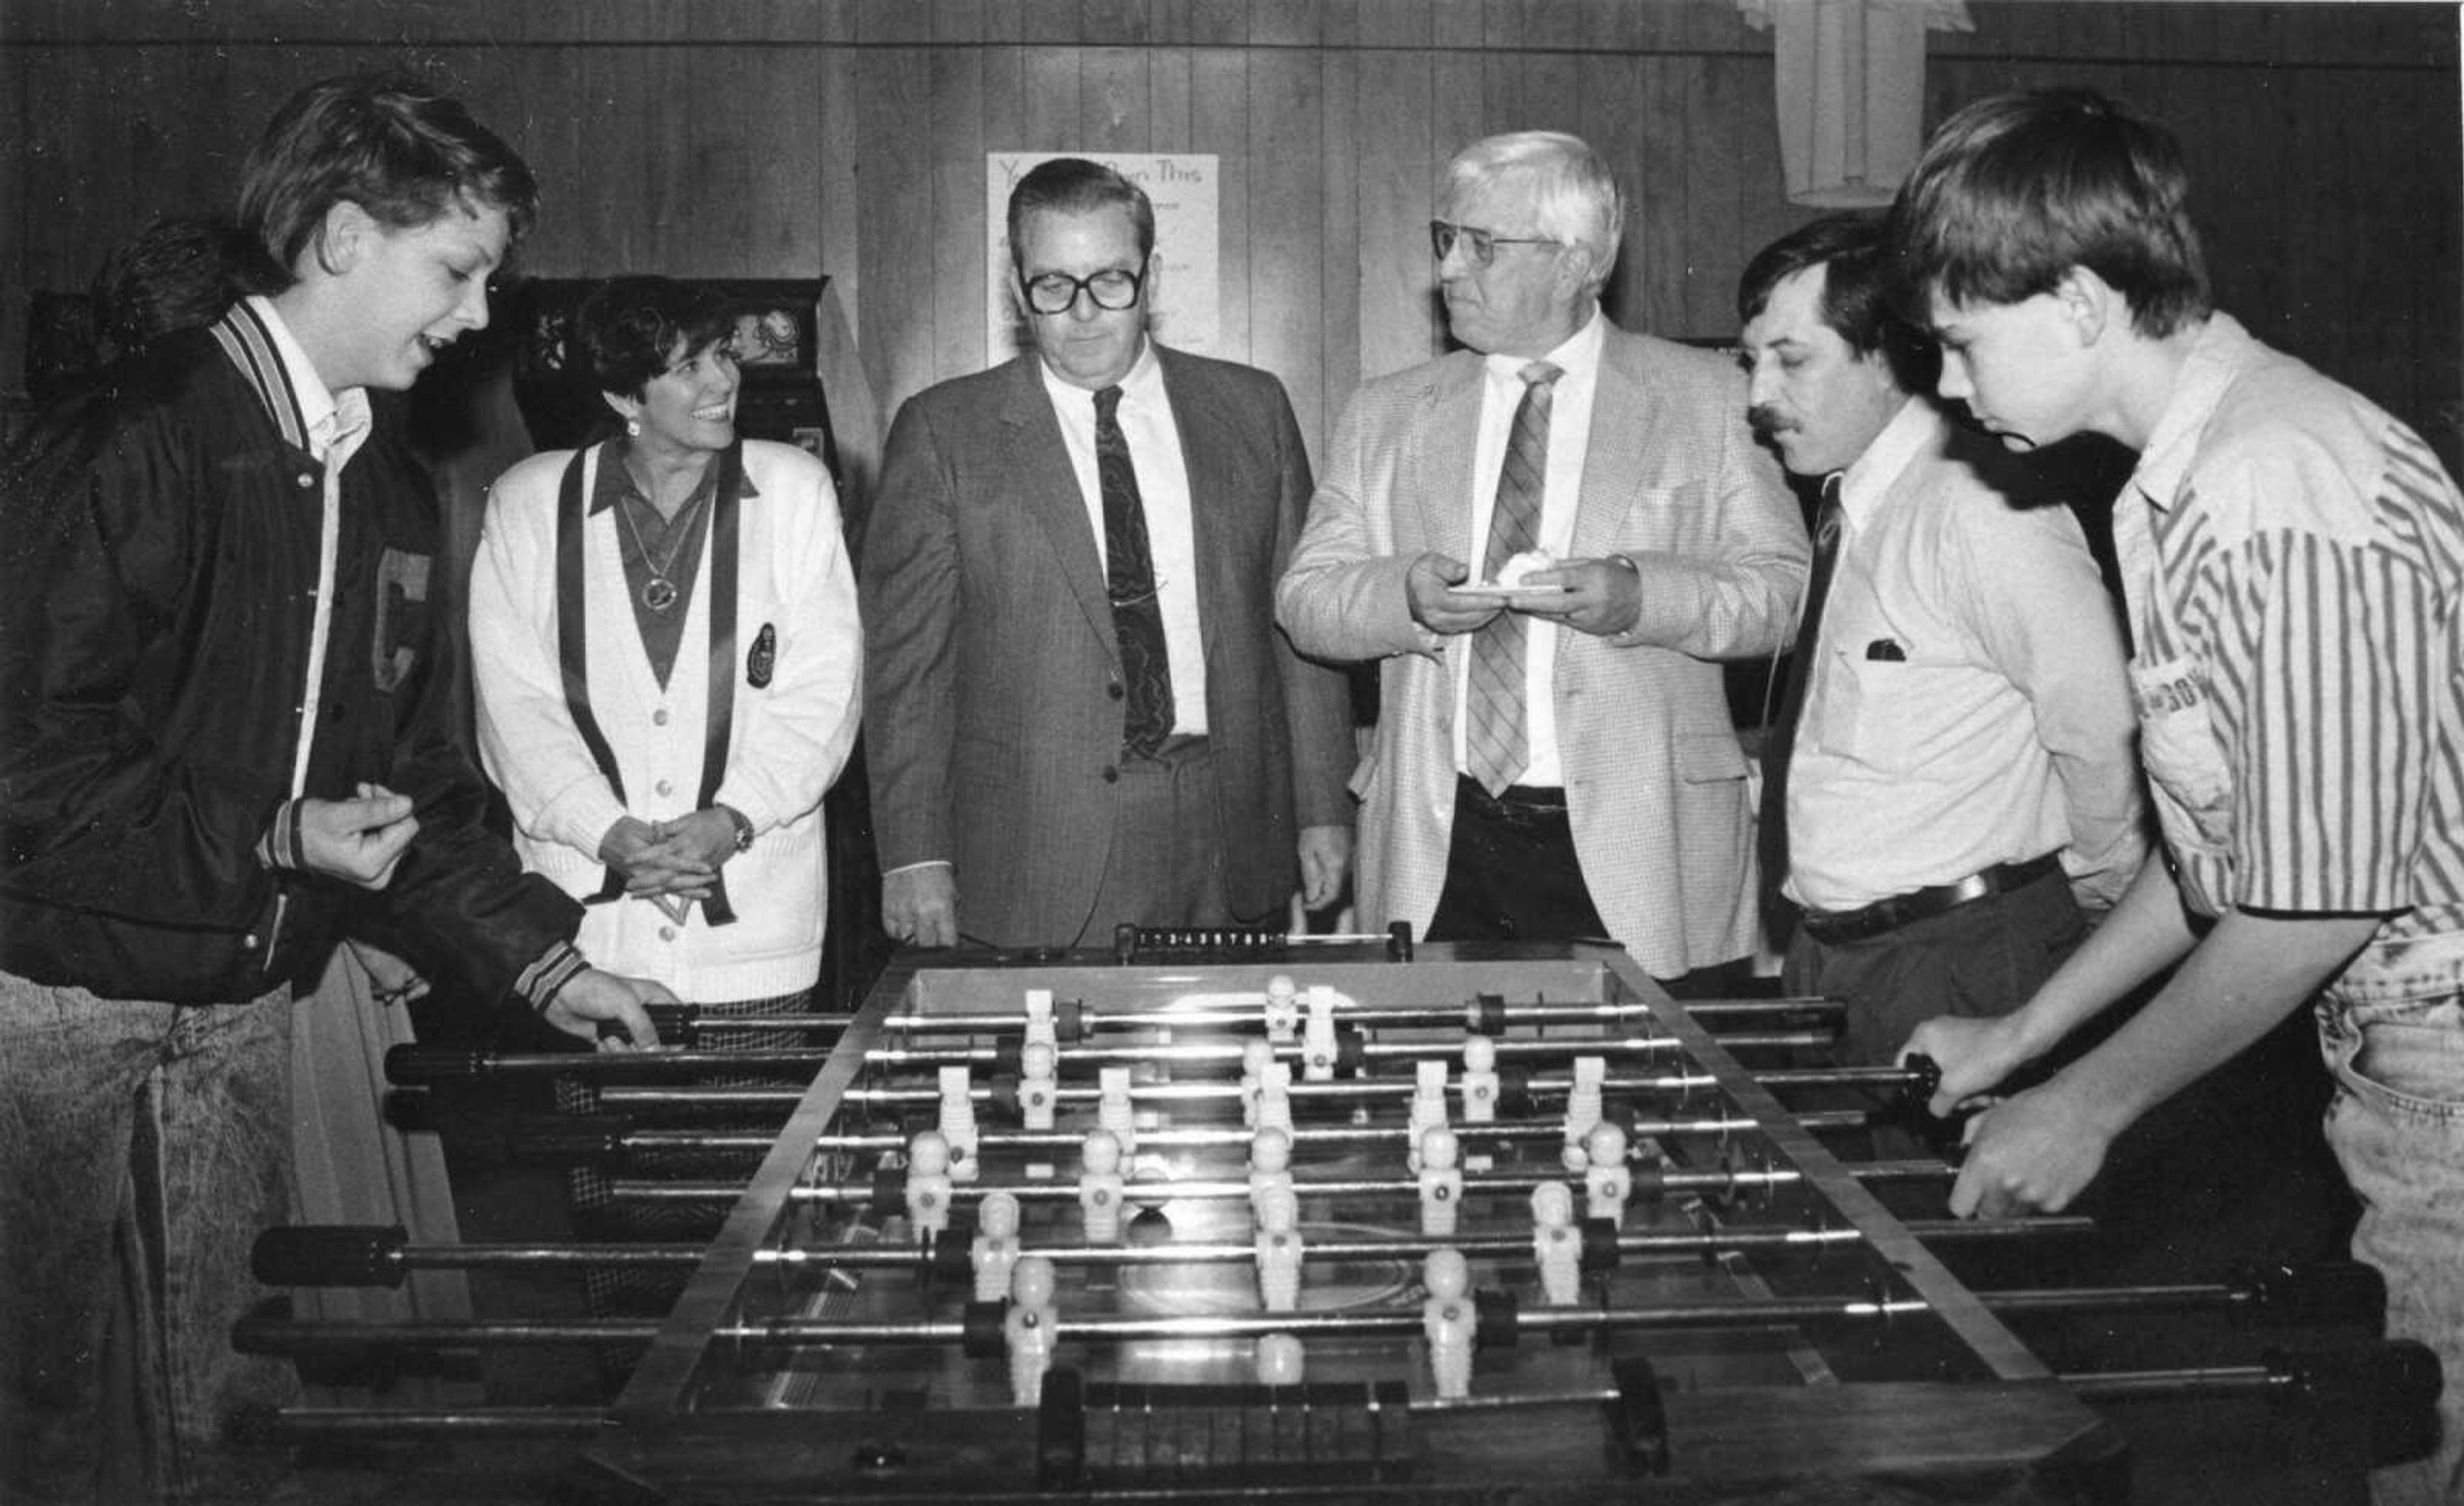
left=1430, top=219, right=1560, bottom=268
left=1023, top=266, right=1147, bottom=315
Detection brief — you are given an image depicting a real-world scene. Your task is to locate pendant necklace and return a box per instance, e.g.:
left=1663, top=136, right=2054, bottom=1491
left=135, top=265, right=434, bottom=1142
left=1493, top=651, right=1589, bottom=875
left=616, top=486, right=703, bottom=613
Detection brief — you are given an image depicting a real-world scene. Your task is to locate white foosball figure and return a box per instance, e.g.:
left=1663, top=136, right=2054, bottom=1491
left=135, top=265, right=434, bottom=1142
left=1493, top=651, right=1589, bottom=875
left=1417, top=1126, right=1463, bottom=1237
left=1301, top=985, right=1340, bottom=1081
left=939, top=1065, right=980, bottom=1182
left=1583, top=1121, right=1632, bottom=1226
left=1530, top=1181, right=1582, bottom=1306
left=1079, top=1129, right=1126, bottom=1244
left=1005, top=1254, right=1059, bottom=1406
left=1561, top=1055, right=1606, bottom=1173
left=1248, top=1124, right=1296, bottom=1223
left=1018, top=1040, right=1059, bottom=1133
left=1239, top=1037, right=1276, bottom=1129
left=905, top=1129, right=953, bottom=1240
left=1406, top=1058, right=1450, bottom=1170
left=1421, top=1247, right=1475, bottom=1401
left=1097, top=1065, right=1138, bottom=1156
left=1254, top=1331, right=1306, bottom=1387
left=1263, top=974, right=1299, bottom=1041
left=972, top=1189, right=1023, bottom=1303
left=1022, top=988, right=1059, bottom=1055
left=1254, top=1192, right=1304, bottom=1312
left=1459, top=1036, right=1500, bottom=1125
left=1254, top=1060, right=1295, bottom=1137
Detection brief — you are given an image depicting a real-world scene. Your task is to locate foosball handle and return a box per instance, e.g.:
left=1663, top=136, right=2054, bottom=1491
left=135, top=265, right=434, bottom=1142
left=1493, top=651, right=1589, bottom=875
left=2230, top=1260, right=2389, bottom=1330
left=1890, top=1054, right=1965, bottom=1154
left=252, top=1224, right=407, bottom=1288
left=1386, top=921, right=1415, bottom=961
left=2265, top=1338, right=2443, bottom=1467
left=384, top=1045, right=488, bottom=1086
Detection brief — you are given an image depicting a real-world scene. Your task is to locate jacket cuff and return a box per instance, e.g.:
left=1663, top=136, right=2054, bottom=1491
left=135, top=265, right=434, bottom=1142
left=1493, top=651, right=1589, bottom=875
left=515, top=940, right=589, bottom=1013
left=257, top=799, right=309, bottom=871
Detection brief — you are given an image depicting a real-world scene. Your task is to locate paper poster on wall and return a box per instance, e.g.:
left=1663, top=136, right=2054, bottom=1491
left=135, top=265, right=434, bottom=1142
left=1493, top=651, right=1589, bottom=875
left=987, top=152, right=1220, bottom=369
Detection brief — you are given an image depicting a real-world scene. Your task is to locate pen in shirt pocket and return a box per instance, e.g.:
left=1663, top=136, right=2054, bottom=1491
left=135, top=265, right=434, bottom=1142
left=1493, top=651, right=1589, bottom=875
left=1865, top=638, right=1907, bottom=662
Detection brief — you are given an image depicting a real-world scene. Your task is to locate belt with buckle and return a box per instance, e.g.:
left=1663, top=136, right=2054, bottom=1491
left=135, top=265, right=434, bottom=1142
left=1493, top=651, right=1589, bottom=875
left=1798, top=851, right=2064, bottom=946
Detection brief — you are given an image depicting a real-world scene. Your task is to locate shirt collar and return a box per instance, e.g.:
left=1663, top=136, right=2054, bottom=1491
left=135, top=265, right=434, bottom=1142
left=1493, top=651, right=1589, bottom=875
left=1482, top=305, right=1605, bottom=388
left=1836, top=395, right=1933, bottom=520
left=236, top=295, right=368, bottom=463
left=2128, top=312, right=2249, bottom=515
left=586, top=441, right=751, bottom=516
left=1039, top=336, right=1162, bottom=411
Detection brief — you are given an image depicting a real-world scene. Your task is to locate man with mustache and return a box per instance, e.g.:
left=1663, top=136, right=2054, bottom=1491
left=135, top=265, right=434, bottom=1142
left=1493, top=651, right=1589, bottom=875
left=1738, top=213, right=2144, bottom=1066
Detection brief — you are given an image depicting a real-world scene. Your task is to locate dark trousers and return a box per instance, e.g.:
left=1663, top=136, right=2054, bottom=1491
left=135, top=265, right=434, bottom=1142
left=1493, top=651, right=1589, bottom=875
left=1781, top=864, right=2086, bottom=1068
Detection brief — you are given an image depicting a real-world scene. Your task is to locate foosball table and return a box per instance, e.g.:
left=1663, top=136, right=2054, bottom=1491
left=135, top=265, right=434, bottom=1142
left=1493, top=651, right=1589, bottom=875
left=244, top=934, right=2438, bottom=1503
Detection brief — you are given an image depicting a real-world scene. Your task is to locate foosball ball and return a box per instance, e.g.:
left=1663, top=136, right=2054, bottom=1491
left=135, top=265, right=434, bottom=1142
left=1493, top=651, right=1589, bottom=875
left=241, top=934, right=2439, bottom=1503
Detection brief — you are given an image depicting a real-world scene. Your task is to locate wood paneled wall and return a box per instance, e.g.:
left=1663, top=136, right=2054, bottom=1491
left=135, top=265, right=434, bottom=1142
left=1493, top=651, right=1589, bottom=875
left=3, top=1, right=2456, bottom=472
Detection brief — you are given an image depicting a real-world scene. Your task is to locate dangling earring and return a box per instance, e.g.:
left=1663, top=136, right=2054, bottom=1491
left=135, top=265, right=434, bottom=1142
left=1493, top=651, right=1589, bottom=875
left=625, top=416, right=641, bottom=438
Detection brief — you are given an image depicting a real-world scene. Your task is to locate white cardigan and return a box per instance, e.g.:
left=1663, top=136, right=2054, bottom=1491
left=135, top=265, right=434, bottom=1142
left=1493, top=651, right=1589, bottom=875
left=470, top=440, right=861, bottom=1001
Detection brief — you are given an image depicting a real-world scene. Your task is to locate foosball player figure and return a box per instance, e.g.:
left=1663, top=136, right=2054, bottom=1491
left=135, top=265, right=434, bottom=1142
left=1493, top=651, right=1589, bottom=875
left=1255, top=1058, right=1296, bottom=1136
left=1022, top=987, right=1059, bottom=1054
left=1005, top=1254, right=1059, bottom=1407
left=939, top=1064, right=980, bottom=1182
left=1530, top=1181, right=1582, bottom=1306
left=1096, top=1064, right=1138, bottom=1156
left=1079, top=1129, right=1126, bottom=1244
left=1249, top=1124, right=1296, bottom=1222
left=1018, top=1040, right=1059, bottom=1132
left=1254, top=1331, right=1306, bottom=1387
left=1263, top=974, right=1300, bottom=1041
left=1460, top=1035, right=1500, bottom=1125
left=1561, top=1054, right=1606, bottom=1172
left=973, top=1190, right=1023, bottom=1303
left=1422, top=1247, right=1475, bottom=1401
left=1417, top=1126, right=1464, bottom=1237
left=1240, top=1036, right=1276, bottom=1127
left=1582, top=1121, right=1632, bottom=1226
left=1254, top=1190, right=1304, bottom=1312
left=907, top=1129, right=954, bottom=1240
left=1406, top=1057, right=1450, bottom=1170
left=1301, top=985, right=1340, bottom=1081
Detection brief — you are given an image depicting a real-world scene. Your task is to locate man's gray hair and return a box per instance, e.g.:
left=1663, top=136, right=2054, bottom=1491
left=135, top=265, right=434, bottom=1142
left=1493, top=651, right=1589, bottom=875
left=1444, top=131, right=1624, bottom=294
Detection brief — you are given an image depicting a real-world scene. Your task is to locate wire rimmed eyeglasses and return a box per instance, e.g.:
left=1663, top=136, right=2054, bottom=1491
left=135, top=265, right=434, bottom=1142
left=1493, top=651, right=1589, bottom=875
left=1024, top=266, right=1147, bottom=316
left=1430, top=219, right=1561, bottom=268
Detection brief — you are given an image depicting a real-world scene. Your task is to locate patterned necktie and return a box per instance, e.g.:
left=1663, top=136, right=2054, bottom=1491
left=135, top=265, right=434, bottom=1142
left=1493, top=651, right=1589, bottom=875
left=1758, top=475, right=1846, bottom=922
left=1464, top=361, right=1563, bottom=798
left=1094, top=384, right=1174, bottom=758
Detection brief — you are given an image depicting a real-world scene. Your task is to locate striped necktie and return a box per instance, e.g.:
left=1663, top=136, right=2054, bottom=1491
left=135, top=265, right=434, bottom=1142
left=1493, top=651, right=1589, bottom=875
left=1464, top=361, right=1563, bottom=798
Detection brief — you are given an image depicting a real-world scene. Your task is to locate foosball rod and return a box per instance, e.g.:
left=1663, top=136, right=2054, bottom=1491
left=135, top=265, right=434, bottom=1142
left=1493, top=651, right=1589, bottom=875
left=587, top=1063, right=1925, bottom=1112
left=232, top=1262, right=2395, bottom=1353
left=253, top=1214, right=2098, bottom=1289
left=385, top=1031, right=1834, bottom=1085
left=640, top=994, right=1841, bottom=1041
left=607, top=1158, right=1960, bottom=1206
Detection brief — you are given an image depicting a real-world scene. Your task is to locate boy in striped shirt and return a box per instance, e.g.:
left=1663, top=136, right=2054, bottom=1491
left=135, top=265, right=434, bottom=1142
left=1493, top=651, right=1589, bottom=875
left=1887, top=87, right=2463, bottom=1504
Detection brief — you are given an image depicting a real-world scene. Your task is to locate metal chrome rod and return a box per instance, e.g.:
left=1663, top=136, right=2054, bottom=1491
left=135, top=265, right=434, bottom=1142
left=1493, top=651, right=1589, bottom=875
left=654, top=994, right=1842, bottom=1037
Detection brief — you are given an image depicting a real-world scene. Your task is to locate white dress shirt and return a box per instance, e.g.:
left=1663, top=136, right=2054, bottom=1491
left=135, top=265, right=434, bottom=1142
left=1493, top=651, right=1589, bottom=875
left=1450, top=309, right=1607, bottom=787
left=1784, top=398, right=2144, bottom=912
left=1042, top=341, right=1208, bottom=735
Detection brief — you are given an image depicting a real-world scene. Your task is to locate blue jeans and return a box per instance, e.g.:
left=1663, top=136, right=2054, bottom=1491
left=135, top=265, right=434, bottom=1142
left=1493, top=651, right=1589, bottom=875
left=2317, top=933, right=2464, bottom=1505
left=0, top=971, right=298, bottom=1504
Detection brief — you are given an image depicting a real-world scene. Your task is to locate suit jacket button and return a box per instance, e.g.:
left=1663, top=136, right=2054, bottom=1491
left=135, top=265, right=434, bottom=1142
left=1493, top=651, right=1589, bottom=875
left=1107, top=681, right=1125, bottom=700
left=1102, top=765, right=1120, bottom=783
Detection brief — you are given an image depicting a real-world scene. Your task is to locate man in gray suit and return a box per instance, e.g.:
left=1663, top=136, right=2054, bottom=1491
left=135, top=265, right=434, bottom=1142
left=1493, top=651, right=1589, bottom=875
left=1277, top=132, right=1806, bottom=990
left=864, top=158, right=1353, bottom=952
left=1736, top=214, right=2143, bottom=1064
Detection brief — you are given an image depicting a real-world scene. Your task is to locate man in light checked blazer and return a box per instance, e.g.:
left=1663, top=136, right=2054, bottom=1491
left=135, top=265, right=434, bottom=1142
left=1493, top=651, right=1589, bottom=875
left=1276, top=131, right=1808, bottom=991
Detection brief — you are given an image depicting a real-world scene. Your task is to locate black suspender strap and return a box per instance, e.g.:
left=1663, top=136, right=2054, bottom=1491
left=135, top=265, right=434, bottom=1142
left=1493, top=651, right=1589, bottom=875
left=694, top=444, right=745, bottom=927
left=555, top=447, right=629, bottom=905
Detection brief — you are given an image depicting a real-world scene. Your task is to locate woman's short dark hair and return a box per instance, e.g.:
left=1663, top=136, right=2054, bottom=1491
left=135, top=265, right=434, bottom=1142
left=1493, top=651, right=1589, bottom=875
left=236, top=73, right=540, bottom=293
left=91, top=217, right=247, bottom=355
left=1738, top=213, right=1936, bottom=394
left=575, top=275, right=736, bottom=399
left=1005, top=158, right=1155, bottom=277
left=1888, top=87, right=2211, bottom=338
